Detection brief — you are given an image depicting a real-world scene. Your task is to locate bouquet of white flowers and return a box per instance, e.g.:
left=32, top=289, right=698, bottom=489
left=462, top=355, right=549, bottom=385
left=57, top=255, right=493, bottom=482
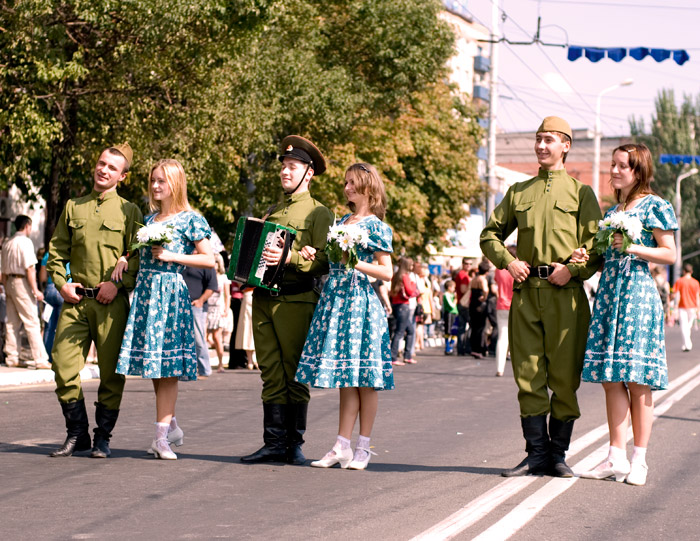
left=593, top=211, right=644, bottom=255
left=325, top=222, right=370, bottom=270
left=131, top=222, right=174, bottom=251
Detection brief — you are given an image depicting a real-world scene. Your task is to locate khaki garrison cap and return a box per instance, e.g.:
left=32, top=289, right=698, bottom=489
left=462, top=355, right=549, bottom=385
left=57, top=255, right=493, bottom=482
left=112, top=142, right=133, bottom=167
left=536, top=117, right=572, bottom=141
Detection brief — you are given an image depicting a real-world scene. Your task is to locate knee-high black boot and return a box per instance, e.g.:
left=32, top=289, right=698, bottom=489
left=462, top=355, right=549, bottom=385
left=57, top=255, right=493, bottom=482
left=240, top=403, right=287, bottom=463
left=549, top=417, right=575, bottom=477
left=50, top=399, right=92, bottom=457
left=91, top=402, right=120, bottom=458
left=501, top=415, right=551, bottom=477
left=286, top=403, right=308, bottom=465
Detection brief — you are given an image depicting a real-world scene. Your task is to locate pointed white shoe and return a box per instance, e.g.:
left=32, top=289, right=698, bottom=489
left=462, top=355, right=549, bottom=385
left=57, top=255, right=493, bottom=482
left=579, top=459, right=630, bottom=482
left=347, top=446, right=378, bottom=470
left=310, top=444, right=353, bottom=468
left=147, top=426, right=184, bottom=454
left=150, top=438, right=177, bottom=460
left=626, top=462, right=648, bottom=486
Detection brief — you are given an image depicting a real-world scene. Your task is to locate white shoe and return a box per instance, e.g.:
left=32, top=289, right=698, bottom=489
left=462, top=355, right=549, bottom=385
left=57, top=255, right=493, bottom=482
left=626, top=462, right=648, bottom=486
left=310, top=444, right=353, bottom=468
left=347, top=446, right=378, bottom=470
left=579, top=459, right=630, bottom=482
left=147, top=426, right=184, bottom=454
left=150, top=438, right=177, bottom=460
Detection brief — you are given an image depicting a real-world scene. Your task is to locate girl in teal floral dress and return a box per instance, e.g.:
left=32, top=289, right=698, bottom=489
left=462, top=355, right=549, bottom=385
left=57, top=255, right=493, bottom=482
left=114, top=159, right=215, bottom=460
left=295, top=163, right=393, bottom=470
left=573, top=144, right=677, bottom=486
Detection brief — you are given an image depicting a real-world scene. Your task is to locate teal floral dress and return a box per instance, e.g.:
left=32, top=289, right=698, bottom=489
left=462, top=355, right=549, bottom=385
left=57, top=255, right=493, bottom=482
left=117, top=211, right=211, bottom=381
left=295, top=214, right=394, bottom=390
left=582, top=195, right=677, bottom=390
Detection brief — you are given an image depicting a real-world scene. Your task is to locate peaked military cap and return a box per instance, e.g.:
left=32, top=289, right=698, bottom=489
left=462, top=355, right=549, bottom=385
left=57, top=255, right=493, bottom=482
left=278, top=135, right=326, bottom=175
left=537, top=117, right=572, bottom=141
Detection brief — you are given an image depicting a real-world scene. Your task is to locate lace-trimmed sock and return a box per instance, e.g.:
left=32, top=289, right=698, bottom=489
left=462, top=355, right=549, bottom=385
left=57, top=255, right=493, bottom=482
left=155, top=422, right=169, bottom=441
left=336, top=435, right=351, bottom=450
left=169, top=417, right=179, bottom=434
left=355, top=435, right=371, bottom=461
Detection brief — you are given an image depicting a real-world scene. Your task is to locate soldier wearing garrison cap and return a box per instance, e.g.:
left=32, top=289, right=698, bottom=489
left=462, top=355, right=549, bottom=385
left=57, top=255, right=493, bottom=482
left=240, top=135, right=334, bottom=465
left=47, top=143, right=143, bottom=458
left=480, top=117, right=602, bottom=478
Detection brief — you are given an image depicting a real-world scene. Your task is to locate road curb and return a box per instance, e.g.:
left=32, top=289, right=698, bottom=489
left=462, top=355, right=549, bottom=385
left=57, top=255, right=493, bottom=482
left=0, top=364, right=100, bottom=388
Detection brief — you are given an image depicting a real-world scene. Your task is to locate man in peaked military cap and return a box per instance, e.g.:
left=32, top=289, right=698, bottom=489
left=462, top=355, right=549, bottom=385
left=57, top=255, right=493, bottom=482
left=240, top=135, right=334, bottom=465
left=47, top=143, right=143, bottom=458
left=480, top=117, right=602, bottom=478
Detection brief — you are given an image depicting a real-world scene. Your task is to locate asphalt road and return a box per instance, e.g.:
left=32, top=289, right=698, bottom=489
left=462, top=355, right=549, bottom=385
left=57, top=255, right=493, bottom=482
left=1, top=325, right=699, bottom=540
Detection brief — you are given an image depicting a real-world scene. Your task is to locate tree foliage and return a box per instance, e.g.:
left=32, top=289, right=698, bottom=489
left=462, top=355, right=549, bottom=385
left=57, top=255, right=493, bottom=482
left=1, top=0, right=483, bottom=254
left=630, top=89, right=700, bottom=275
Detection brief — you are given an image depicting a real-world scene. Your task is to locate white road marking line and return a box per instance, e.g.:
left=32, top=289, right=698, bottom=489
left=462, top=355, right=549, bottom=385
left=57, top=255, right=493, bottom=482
left=411, top=363, right=700, bottom=541
left=472, top=370, right=700, bottom=541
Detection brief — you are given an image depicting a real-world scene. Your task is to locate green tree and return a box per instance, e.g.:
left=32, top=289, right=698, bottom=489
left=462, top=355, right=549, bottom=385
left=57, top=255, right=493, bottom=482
left=630, top=89, right=700, bottom=278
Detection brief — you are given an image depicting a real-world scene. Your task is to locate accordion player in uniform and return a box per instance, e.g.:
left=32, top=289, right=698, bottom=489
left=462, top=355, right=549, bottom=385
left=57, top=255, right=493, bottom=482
left=239, top=135, right=334, bottom=466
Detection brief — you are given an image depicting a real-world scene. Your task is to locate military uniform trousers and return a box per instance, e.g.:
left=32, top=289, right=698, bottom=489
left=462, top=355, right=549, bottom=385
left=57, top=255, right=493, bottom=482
left=509, top=283, right=590, bottom=421
left=51, top=294, right=129, bottom=410
left=252, top=294, right=317, bottom=404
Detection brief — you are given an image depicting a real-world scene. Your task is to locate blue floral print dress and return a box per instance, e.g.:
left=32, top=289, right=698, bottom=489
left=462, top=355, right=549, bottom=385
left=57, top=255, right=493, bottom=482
left=117, top=211, right=211, bottom=381
left=295, top=214, right=394, bottom=390
left=582, top=195, right=677, bottom=390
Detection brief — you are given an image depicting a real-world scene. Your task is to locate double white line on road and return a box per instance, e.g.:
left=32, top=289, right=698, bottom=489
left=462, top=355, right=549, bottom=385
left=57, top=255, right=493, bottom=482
left=412, top=363, right=700, bottom=541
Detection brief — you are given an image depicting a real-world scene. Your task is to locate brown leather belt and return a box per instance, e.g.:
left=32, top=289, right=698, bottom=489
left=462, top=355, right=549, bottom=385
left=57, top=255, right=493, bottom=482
left=8, top=274, right=25, bottom=278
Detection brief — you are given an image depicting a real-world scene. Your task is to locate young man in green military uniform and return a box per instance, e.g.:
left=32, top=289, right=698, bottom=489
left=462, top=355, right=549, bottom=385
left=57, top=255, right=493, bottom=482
left=480, top=117, right=602, bottom=477
left=47, top=143, right=143, bottom=458
left=240, top=135, right=334, bottom=465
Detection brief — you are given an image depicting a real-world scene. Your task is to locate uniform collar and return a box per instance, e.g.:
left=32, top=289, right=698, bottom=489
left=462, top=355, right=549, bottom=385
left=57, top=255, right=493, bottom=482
left=284, top=190, right=311, bottom=204
left=537, top=168, right=569, bottom=181
left=90, top=189, right=119, bottom=202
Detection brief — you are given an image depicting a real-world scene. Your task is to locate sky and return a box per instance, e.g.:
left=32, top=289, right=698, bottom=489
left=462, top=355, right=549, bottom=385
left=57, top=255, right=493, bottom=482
left=464, top=0, right=700, bottom=136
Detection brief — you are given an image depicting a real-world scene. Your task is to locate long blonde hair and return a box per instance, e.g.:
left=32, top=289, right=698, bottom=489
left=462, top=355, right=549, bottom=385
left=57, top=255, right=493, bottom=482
left=345, top=163, right=387, bottom=220
left=148, top=159, right=191, bottom=213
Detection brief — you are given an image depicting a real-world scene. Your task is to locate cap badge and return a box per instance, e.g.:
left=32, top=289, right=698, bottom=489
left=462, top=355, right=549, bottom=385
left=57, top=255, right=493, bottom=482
left=286, top=145, right=293, bottom=152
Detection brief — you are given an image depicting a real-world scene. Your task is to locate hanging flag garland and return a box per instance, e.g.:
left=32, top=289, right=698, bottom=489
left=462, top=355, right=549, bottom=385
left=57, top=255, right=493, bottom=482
left=568, top=46, right=690, bottom=65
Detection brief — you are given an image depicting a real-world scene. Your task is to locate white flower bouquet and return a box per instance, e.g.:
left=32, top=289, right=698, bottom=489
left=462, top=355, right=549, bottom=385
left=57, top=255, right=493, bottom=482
left=325, top=222, right=370, bottom=269
left=131, top=222, right=174, bottom=251
left=593, top=211, right=643, bottom=255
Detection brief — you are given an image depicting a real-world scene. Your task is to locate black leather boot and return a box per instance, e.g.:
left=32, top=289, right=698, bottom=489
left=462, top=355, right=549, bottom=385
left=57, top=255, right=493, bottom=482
left=549, top=417, right=575, bottom=477
left=286, top=403, right=308, bottom=465
left=91, top=402, right=120, bottom=458
left=50, top=399, right=92, bottom=457
left=501, top=415, right=551, bottom=477
left=240, top=403, right=287, bottom=463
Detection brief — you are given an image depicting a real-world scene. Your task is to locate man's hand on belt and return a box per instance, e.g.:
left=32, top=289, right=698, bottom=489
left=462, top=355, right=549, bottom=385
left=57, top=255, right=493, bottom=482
left=96, top=281, right=118, bottom=304
left=507, top=259, right=531, bottom=283
left=548, top=262, right=572, bottom=287
left=60, top=283, right=84, bottom=304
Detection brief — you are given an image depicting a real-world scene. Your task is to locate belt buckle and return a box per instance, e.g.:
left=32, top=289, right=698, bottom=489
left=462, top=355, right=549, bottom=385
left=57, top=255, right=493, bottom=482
left=537, top=266, right=550, bottom=279
left=83, top=288, right=96, bottom=299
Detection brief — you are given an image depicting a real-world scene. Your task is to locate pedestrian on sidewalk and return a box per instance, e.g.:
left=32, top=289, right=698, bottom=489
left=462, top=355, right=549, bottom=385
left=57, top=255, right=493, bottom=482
left=480, top=116, right=602, bottom=478
left=239, top=135, right=333, bottom=465
left=47, top=143, right=143, bottom=458
left=295, top=162, right=394, bottom=470
left=114, top=158, right=215, bottom=460
left=493, top=246, right=516, bottom=377
left=577, top=144, right=677, bottom=486
left=672, top=263, right=700, bottom=352
left=389, top=257, right=418, bottom=365
left=206, top=253, right=232, bottom=373
left=181, top=259, right=217, bottom=378
left=1, top=215, right=50, bottom=369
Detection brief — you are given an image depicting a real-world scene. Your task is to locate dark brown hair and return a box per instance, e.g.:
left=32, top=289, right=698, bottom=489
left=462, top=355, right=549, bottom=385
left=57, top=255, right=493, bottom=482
left=611, top=143, right=656, bottom=205
left=390, top=257, right=413, bottom=297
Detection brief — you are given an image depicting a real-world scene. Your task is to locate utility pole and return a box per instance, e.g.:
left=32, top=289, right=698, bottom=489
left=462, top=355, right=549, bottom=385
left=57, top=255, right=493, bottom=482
left=486, top=0, right=499, bottom=220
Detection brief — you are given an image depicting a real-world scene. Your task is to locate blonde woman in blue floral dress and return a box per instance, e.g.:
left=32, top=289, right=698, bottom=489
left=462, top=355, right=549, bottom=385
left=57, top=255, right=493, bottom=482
left=573, top=144, right=677, bottom=486
left=114, top=159, right=215, bottom=460
left=295, top=163, right=393, bottom=470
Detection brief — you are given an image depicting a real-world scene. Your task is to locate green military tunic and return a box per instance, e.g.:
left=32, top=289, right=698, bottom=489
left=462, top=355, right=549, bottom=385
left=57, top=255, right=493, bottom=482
left=252, top=190, right=334, bottom=404
left=47, top=189, right=142, bottom=409
left=480, top=168, right=602, bottom=421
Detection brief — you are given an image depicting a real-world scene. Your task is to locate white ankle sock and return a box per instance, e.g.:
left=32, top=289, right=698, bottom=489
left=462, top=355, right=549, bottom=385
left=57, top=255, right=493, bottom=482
left=608, top=445, right=627, bottom=463
left=354, top=436, right=371, bottom=462
left=631, top=446, right=647, bottom=465
left=169, top=417, right=178, bottom=433
left=155, top=422, right=169, bottom=441
left=336, top=435, right=351, bottom=450
left=357, top=435, right=371, bottom=450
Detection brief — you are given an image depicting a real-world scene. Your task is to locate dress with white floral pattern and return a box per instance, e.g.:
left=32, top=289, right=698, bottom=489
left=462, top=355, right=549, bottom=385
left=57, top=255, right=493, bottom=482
left=582, top=195, right=677, bottom=390
left=295, top=214, right=394, bottom=390
left=117, top=211, right=211, bottom=381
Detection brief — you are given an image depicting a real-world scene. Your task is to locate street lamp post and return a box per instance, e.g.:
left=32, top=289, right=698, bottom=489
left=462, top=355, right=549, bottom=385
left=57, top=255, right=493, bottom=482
left=593, top=79, right=634, bottom=198
left=674, top=167, right=699, bottom=283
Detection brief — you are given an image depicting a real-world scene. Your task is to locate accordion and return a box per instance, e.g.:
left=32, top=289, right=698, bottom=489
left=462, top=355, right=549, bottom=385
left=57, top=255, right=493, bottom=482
left=227, top=217, right=297, bottom=292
